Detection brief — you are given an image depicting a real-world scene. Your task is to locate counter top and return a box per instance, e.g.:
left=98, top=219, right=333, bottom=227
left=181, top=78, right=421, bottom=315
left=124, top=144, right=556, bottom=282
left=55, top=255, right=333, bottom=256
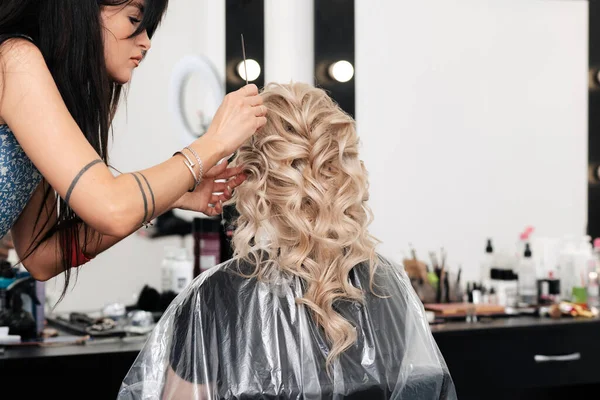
left=4, top=314, right=598, bottom=400
left=430, top=315, right=600, bottom=335
left=0, top=334, right=147, bottom=360
left=3, top=315, right=598, bottom=361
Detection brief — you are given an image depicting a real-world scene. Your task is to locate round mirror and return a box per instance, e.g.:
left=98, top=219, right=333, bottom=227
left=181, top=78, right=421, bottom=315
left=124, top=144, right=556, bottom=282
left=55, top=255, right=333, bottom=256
left=169, top=55, right=225, bottom=147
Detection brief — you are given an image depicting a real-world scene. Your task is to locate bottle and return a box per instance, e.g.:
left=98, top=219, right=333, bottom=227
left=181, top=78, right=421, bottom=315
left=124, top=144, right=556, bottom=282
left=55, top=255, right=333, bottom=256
left=480, top=238, right=494, bottom=286
left=161, top=246, right=176, bottom=293
left=505, top=270, right=519, bottom=308
left=482, top=285, right=489, bottom=304
left=491, top=269, right=508, bottom=306
left=518, top=243, right=537, bottom=306
left=516, top=226, right=535, bottom=266
left=171, top=247, right=194, bottom=294
left=557, top=236, right=576, bottom=301
left=587, top=239, right=600, bottom=308
left=471, top=286, right=482, bottom=305
left=570, top=236, right=593, bottom=303
left=193, top=218, right=222, bottom=277
left=587, top=270, right=600, bottom=308
left=465, top=282, right=472, bottom=303
left=463, top=282, right=471, bottom=303
left=537, top=271, right=561, bottom=305
left=488, top=287, right=498, bottom=305
left=490, top=268, right=502, bottom=304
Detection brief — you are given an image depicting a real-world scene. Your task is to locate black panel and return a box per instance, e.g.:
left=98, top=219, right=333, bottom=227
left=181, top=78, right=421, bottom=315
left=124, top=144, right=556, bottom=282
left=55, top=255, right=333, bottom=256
left=225, top=0, right=265, bottom=93
left=589, top=2, right=600, bottom=238
left=314, top=0, right=355, bottom=118
left=222, top=0, right=265, bottom=263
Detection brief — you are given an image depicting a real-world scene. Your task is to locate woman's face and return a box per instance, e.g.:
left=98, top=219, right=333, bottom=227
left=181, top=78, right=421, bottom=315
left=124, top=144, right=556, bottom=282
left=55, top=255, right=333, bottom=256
left=101, top=0, right=151, bottom=84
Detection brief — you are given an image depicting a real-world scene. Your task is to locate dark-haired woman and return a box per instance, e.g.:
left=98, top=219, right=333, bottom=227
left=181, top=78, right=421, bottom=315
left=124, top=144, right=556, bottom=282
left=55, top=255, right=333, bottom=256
left=0, top=0, right=267, bottom=301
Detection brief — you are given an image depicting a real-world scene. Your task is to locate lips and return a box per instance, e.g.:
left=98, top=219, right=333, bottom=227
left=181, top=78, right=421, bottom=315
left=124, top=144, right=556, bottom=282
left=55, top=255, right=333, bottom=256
left=131, top=55, right=143, bottom=66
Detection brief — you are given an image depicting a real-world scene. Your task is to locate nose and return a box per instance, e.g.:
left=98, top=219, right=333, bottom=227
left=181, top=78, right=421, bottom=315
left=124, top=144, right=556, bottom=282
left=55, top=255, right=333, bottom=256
left=137, top=30, right=151, bottom=54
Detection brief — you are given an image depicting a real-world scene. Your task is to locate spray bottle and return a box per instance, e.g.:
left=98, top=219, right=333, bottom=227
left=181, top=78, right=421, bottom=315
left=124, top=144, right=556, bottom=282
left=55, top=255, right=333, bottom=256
left=480, top=238, right=494, bottom=287
left=518, top=243, right=537, bottom=305
left=516, top=226, right=535, bottom=265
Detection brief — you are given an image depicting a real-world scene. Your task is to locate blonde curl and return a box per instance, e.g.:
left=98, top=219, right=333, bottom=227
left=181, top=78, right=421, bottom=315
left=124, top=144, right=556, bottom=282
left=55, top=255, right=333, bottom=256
left=228, top=82, right=380, bottom=369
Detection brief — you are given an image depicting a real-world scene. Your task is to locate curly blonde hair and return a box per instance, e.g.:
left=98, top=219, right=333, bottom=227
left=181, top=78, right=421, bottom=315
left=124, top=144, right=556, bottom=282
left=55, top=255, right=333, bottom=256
left=228, top=82, right=380, bottom=367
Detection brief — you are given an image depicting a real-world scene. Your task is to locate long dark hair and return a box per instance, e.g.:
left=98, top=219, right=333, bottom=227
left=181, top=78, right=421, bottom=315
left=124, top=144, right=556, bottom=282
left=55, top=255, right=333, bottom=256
left=0, top=0, right=169, bottom=303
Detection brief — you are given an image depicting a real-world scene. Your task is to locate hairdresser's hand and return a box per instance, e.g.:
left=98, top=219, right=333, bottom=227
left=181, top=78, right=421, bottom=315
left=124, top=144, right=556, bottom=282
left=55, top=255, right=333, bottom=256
left=203, top=84, right=267, bottom=157
left=171, top=161, right=246, bottom=217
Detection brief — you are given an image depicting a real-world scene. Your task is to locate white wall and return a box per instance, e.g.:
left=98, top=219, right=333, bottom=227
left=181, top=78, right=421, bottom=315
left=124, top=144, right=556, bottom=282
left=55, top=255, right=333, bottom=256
left=45, top=0, right=226, bottom=313
left=265, top=0, right=314, bottom=83
left=46, top=0, right=589, bottom=312
left=356, top=0, right=589, bottom=282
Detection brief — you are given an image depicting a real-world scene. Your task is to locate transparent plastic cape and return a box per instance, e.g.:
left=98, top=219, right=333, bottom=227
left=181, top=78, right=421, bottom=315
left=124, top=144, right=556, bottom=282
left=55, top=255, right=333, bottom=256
left=118, top=254, right=457, bottom=399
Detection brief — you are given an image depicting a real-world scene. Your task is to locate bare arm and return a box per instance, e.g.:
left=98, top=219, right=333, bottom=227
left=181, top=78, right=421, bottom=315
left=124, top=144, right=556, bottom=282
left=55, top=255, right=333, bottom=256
left=0, top=39, right=265, bottom=239
left=11, top=159, right=246, bottom=281
left=11, top=181, right=126, bottom=281
left=162, top=366, right=214, bottom=400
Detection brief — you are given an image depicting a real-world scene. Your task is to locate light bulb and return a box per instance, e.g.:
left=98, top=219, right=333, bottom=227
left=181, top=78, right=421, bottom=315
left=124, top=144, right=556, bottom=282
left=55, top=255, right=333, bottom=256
left=236, top=59, right=261, bottom=82
left=328, top=60, right=354, bottom=83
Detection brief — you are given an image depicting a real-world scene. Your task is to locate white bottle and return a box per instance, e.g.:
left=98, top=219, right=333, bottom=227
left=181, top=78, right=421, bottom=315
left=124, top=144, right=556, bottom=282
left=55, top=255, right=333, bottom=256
left=588, top=270, right=600, bottom=309
left=161, top=246, right=176, bottom=293
left=557, top=237, right=576, bottom=301
left=171, top=247, right=194, bottom=294
left=518, top=243, right=537, bottom=305
left=587, top=239, right=600, bottom=308
left=575, top=236, right=594, bottom=287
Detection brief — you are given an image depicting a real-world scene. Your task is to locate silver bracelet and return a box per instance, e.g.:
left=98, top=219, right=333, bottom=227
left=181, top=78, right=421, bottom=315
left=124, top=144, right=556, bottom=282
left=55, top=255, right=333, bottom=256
left=173, top=151, right=200, bottom=192
left=184, top=146, right=204, bottom=183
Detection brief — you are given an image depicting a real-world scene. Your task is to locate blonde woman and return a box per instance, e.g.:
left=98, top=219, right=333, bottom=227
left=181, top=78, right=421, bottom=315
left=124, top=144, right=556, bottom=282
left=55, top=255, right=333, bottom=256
left=119, top=83, right=457, bottom=400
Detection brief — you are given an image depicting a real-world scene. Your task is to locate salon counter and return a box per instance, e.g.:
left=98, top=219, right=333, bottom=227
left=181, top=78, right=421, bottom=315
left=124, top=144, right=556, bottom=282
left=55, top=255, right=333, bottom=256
left=431, top=313, right=600, bottom=334
left=0, top=336, right=146, bottom=399
left=0, top=335, right=146, bottom=360
left=2, top=316, right=600, bottom=399
left=432, top=316, right=600, bottom=400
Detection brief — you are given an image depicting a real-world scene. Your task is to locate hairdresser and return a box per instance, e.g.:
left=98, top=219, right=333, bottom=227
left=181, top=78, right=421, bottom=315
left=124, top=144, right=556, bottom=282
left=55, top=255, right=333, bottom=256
left=0, top=0, right=267, bottom=300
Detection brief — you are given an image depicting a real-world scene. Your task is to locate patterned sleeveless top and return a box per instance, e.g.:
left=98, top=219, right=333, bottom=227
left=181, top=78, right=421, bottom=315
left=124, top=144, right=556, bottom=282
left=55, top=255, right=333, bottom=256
left=0, top=124, right=42, bottom=237
left=0, top=124, right=42, bottom=238
left=0, top=34, right=42, bottom=238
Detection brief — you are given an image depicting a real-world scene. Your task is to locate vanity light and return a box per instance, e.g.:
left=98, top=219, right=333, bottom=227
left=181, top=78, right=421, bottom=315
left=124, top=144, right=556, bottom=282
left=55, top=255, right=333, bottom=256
left=236, top=59, right=261, bottom=82
left=328, top=60, right=354, bottom=83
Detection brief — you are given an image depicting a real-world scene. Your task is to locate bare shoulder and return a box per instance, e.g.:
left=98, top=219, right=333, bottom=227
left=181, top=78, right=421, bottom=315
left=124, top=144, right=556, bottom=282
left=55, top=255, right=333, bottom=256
left=0, top=37, right=48, bottom=94
left=0, top=37, right=46, bottom=73
left=0, top=37, right=53, bottom=123
left=0, top=38, right=49, bottom=87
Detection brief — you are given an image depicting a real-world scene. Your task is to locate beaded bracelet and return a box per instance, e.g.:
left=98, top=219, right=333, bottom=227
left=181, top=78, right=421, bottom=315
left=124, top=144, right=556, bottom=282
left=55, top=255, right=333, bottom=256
left=184, top=146, right=204, bottom=183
